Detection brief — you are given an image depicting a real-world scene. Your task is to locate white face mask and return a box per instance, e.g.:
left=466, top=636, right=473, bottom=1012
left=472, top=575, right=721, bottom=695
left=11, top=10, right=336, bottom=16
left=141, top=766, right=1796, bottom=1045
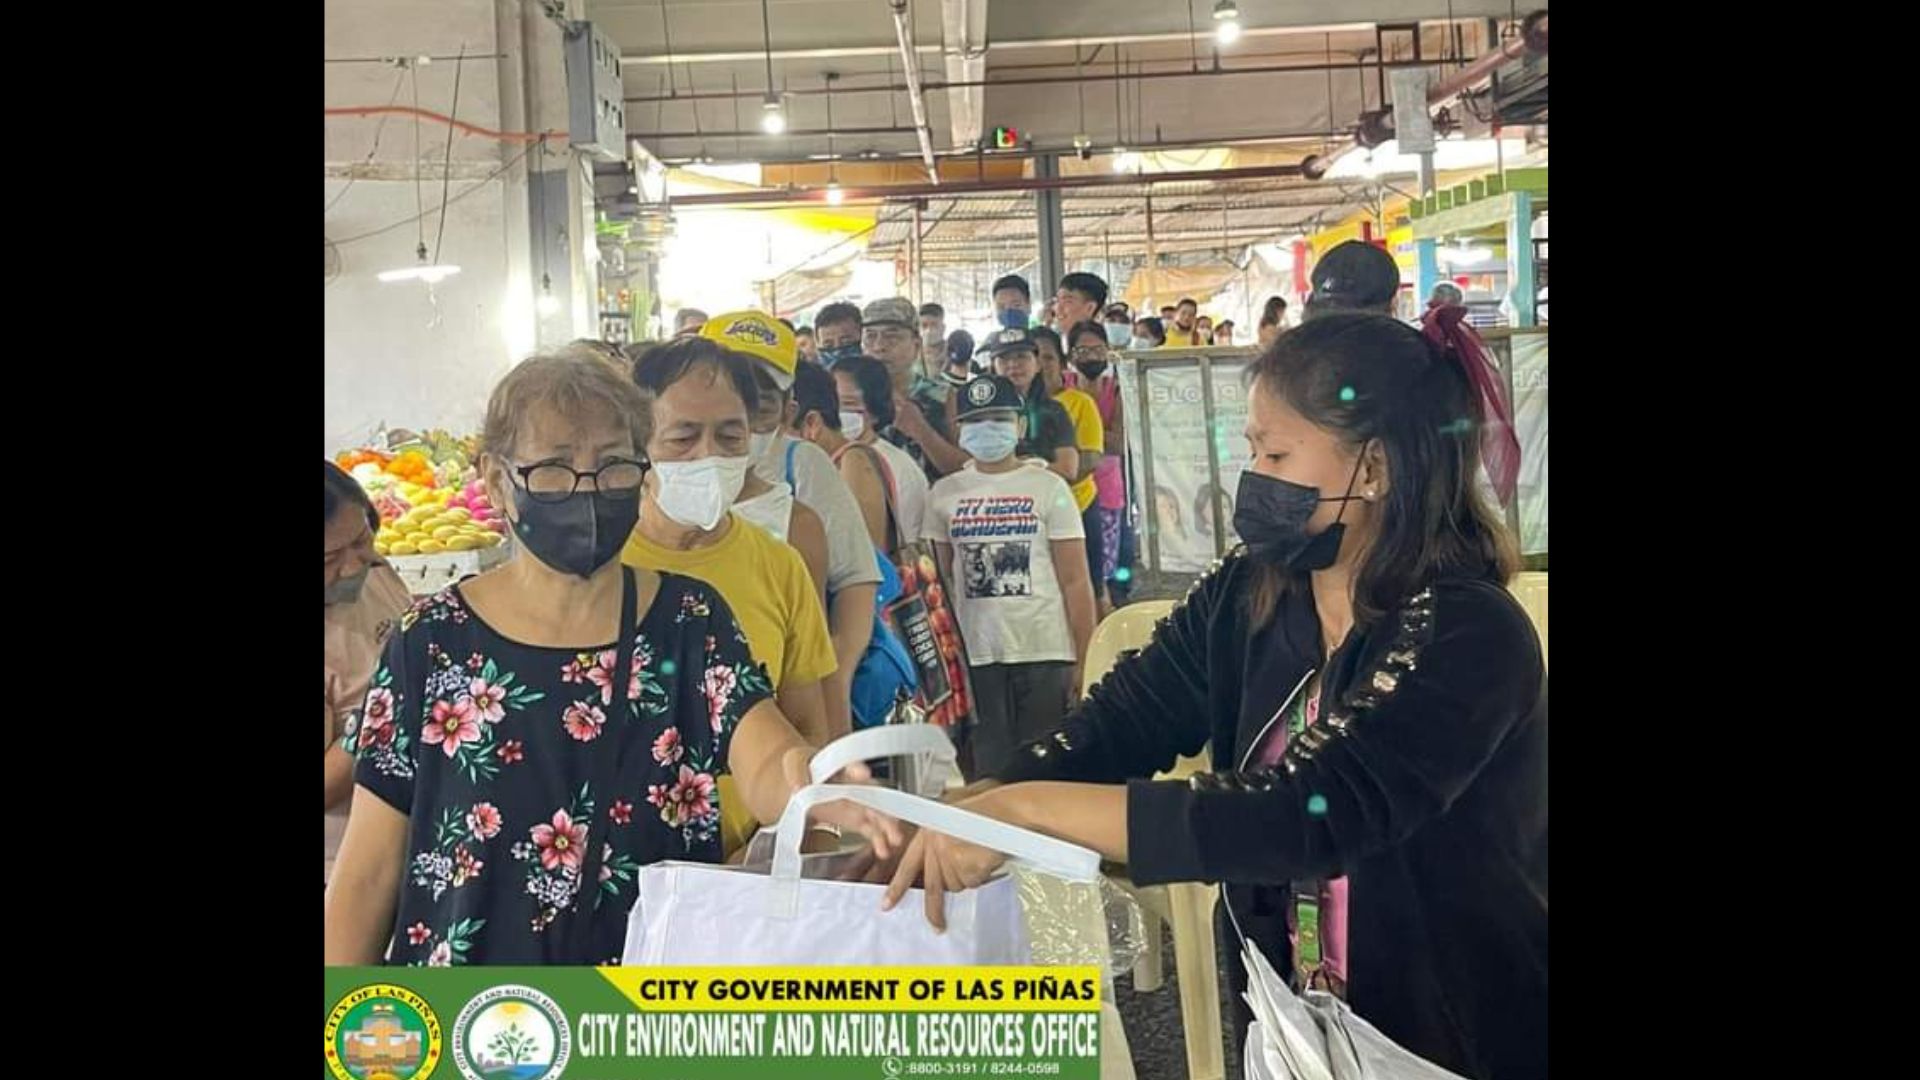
left=651, top=455, right=753, bottom=531
left=749, top=430, right=778, bottom=466
left=839, top=411, right=867, bottom=440
left=731, top=483, right=793, bottom=541
left=959, top=420, right=1020, bottom=463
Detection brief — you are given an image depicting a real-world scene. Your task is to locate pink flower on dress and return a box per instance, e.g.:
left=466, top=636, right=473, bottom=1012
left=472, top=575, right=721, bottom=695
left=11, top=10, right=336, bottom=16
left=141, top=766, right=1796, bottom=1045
left=651, top=727, right=683, bottom=766
left=647, top=765, right=717, bottom=829
left=610, top=799, right=633, bottom=826
left=362, top=687, right=395, bottom=732
left=466, top=802, right=502, bottom=840
left=702, top=665, right=738, bottom=733
left=500, top=740, right=525, bottom=764
left=563, top=702, right=607, bottom=742
left=406, top=922, right=432, bottom=946
left=467, top=652, right=485, bottom=671
left=599, top=843, right=615, bottom=883
left=421, top=699, right=481, bottom=758
left=466, top=678, right=509, bottom=725
left=531, top=810, right=588, bottom=871
left=583, top=649, right=619, bottom=705
left=427, top=941, right=453, bottom=967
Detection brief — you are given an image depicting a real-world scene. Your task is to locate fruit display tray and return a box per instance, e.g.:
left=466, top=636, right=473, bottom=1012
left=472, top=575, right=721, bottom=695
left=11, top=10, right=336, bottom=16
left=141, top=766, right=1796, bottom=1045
left=387, top=541, right=513, bottom=596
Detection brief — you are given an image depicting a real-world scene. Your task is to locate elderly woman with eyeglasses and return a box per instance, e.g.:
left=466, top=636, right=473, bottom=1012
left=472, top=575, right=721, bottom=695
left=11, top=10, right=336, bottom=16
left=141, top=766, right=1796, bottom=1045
left=324, top=349, right=897, bottom=967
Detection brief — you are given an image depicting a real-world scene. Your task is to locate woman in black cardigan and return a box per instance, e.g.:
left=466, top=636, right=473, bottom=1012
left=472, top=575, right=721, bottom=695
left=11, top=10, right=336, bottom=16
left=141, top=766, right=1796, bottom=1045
left=883, top=312, right=1547, bottom=1079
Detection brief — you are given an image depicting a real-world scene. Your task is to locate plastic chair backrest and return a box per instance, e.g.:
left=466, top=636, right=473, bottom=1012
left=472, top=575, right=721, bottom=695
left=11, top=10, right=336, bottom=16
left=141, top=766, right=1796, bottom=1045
left=1081, top=601, right=1177, bottom=694
left=1080, top=601, right=1210, bottom=779
left=1509, top=572, right=1548, bottom=670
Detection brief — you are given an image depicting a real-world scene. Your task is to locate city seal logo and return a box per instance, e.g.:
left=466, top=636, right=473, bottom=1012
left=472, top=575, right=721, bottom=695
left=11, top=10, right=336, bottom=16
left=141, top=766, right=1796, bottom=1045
left=968, top=380, right=998, bottom=406
left=324, top=983, right=443, bottom=1080
left=725, top=317, right=780, bottom=348
left=452, top=984, right=573, bottom=1080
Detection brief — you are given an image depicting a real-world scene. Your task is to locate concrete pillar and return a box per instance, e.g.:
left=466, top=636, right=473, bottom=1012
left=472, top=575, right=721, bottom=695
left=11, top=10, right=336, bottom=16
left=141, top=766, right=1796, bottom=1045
left=324, top=0, right=600, bottom=448
left=1034, top=153, right=1066, bottom=302
left=1506, top=190, right=1536, bottom=328
left=1414, top=152, right=1440, bottom=307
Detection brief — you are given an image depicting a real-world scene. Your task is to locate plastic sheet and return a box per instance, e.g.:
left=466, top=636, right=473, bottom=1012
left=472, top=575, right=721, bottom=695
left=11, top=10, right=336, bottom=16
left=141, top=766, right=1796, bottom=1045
left=1013, top=868, right=1146, bottom=977
left=1241, top=935, right=1469, bottom=1080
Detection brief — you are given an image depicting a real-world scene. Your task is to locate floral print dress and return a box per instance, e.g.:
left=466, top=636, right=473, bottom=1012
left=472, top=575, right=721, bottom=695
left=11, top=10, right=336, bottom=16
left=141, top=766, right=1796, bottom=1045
left=346, top=572, right=773, bottom=966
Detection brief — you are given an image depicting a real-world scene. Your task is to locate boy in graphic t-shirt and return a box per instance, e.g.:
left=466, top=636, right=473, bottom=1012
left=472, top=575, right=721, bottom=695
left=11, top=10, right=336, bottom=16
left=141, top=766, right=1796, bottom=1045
left=927, top=375, right=1098, bottom=777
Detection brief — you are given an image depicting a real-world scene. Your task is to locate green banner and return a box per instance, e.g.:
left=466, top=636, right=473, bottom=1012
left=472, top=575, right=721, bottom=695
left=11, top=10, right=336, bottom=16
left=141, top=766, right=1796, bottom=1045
left=323, top=966, right=1102, bottom=1079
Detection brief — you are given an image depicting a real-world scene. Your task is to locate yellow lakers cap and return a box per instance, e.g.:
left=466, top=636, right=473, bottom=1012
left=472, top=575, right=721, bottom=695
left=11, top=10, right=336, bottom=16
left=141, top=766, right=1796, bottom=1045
left=700, top=310, right=797, bottom=389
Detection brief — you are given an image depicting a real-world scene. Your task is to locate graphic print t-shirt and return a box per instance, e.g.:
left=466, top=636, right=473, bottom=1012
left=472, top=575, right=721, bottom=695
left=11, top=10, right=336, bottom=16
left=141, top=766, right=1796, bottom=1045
left=927, top=462, right=1085, bottom=665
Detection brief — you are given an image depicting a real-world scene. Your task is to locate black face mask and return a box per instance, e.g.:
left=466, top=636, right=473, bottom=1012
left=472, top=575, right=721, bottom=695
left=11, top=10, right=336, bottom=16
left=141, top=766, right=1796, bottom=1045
left=1233, top=458, right=1366, bottom=572
left=508, top=481, right=642, bottom=579
left=1075, top=359, right=1109, bottom=380
left=820, top=343, right=861, bottom=367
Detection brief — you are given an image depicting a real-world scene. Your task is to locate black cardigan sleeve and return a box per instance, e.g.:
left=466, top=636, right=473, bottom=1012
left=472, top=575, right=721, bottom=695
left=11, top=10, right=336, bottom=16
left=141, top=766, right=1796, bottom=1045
left=988, top=556, right=1239, bottom=785
left=1125, top=580, right=1543, bottom=887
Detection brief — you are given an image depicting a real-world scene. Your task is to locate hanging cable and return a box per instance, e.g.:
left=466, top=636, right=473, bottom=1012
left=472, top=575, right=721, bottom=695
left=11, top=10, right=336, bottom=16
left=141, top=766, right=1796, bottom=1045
left=760, top=0, right=776, bottom=94
left=326, top=106, right=560, bottom=142
left=325, top=64, right=408, bottom=215
left=660, top=0, right=678, bottom=87
left=331, top=141, right=539, bottom=247
left=432, top=44, right=466, bottom=264
left=534, top=139, right=552, bottom=297
left=1186, top=0, right=1200, bottom=73
left=1323, top=33, right=1336, bottom=145
left=1075, top=48, right=1086, bottom=135
left=411, top=64, right=426, bottom=257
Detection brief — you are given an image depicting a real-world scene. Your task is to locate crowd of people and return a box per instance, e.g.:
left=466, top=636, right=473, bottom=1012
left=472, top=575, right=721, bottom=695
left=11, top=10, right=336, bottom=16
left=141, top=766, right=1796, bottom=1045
left=324, top=240, right=1545, bottom=1079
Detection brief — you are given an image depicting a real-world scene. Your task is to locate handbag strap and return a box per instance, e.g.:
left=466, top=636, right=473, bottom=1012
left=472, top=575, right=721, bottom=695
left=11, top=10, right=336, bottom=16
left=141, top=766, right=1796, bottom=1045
left=569, top=566, right=640, bottom=961
left=832, top=441, right=901, bottom=553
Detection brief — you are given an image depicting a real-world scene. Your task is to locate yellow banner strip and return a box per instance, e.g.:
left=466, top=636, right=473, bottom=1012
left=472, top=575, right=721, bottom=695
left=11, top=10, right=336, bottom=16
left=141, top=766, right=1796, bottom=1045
left=596, top=966, right=1102, bottom=1012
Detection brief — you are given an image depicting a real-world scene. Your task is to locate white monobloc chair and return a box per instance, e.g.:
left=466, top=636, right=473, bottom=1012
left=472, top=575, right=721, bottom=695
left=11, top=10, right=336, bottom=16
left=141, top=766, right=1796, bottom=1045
left=1510, top=571, right=1549, bottom=668
left=1081, top=601, right=1225, bottom=1080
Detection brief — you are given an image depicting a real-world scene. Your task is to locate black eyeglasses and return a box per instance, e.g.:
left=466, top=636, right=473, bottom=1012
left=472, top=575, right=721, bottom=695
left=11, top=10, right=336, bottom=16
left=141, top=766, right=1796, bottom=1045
left=510, top=458, right=648, bottom=503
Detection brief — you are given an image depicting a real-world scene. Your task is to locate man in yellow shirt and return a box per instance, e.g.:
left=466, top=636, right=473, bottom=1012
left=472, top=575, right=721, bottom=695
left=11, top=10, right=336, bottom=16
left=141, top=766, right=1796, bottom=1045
left=623, top=337, right=838, bottom=857
left=1032, top=326, right=1108, bottom=611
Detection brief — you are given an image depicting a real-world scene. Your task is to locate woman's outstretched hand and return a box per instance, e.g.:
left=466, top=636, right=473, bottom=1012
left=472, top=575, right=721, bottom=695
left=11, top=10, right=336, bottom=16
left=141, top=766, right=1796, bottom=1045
left=879, top=790, right=1015, bottom=931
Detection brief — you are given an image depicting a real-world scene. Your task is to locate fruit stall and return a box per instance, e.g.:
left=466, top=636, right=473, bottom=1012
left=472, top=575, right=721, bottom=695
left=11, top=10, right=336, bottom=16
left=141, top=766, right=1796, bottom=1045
left=334, top=430, right=514, bottom=596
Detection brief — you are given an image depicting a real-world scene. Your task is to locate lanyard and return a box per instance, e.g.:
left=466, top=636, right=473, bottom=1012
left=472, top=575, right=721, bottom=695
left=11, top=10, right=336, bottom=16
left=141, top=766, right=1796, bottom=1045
left=1287, top=681, right=1337, bottom=994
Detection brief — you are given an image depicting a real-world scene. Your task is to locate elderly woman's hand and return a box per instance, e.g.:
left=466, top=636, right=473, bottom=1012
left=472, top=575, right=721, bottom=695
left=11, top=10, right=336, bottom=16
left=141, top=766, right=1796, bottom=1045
left=776, top=748, right=906, bottom=860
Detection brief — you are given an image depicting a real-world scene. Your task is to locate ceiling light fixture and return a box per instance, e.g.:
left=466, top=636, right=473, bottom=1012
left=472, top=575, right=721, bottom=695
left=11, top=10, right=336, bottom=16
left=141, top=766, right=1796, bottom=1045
left=1213, top=1, right=1242, bottom=45
left=378, top=241, right=461, bottom=285
left=760, top=96, right=787, bottom=134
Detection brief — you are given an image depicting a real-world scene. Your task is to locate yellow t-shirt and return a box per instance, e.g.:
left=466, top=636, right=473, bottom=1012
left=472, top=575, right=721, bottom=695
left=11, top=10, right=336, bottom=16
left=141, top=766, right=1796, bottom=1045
left=622, top=513, right=837, bottom=856
left=1054, top=387, right=1105, bottom=513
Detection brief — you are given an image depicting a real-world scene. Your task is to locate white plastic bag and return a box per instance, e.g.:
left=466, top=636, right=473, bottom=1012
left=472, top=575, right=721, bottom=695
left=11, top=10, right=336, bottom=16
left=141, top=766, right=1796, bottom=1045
left=1240, top=936, right=1468, bottom=1080
left=623, top=780, right=1101, bottom=966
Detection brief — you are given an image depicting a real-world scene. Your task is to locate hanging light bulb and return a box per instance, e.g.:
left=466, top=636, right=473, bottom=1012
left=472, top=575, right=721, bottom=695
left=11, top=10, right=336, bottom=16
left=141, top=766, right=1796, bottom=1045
left=1213, top=1, right=1242, bottom=45
left=760, top=95, right=786, bottom=135
left=378, top=241, right=462, bottom=285
left=825, top=180, right=845, bottom=206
